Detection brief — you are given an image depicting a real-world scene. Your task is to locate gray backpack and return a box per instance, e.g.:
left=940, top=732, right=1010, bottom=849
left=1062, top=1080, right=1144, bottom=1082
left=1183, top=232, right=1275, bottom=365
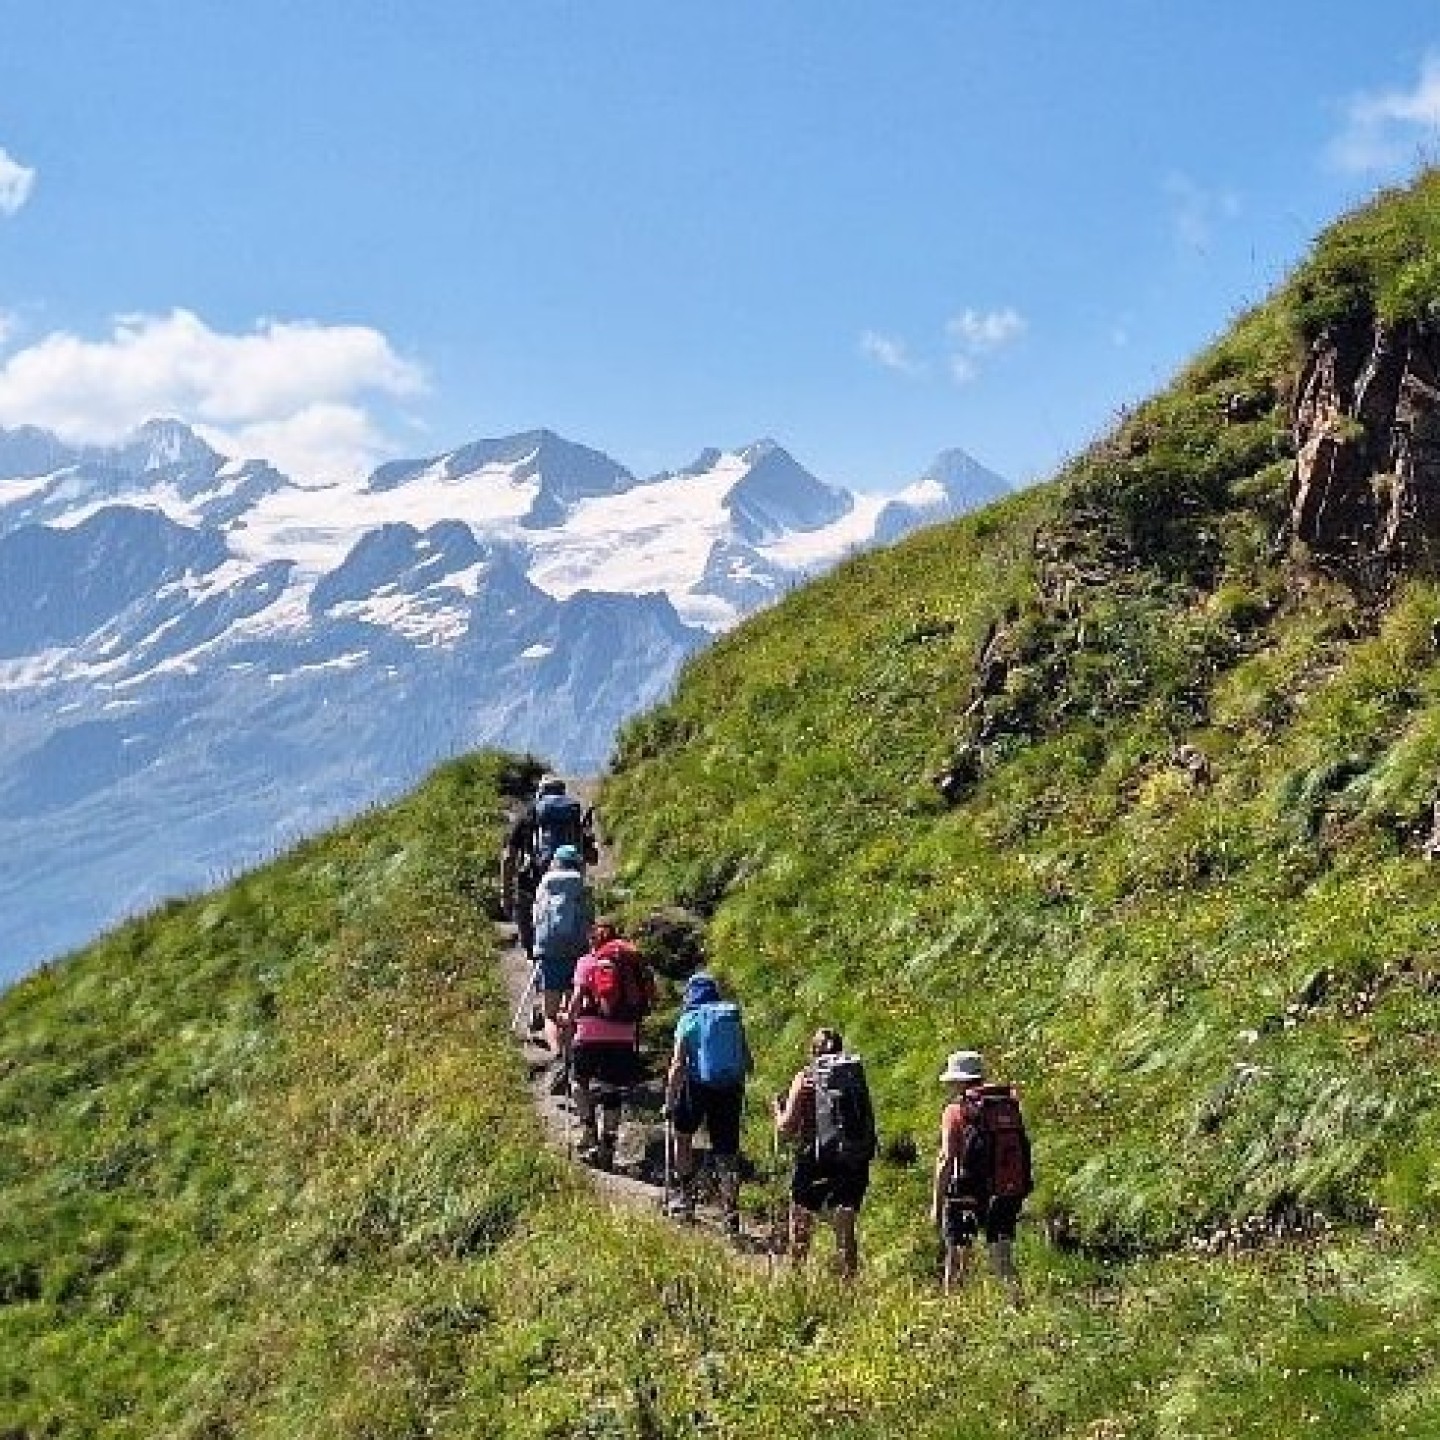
left=532, top=870, right=591, bottom=961
left=813, top=1053, right=877, bottom=1168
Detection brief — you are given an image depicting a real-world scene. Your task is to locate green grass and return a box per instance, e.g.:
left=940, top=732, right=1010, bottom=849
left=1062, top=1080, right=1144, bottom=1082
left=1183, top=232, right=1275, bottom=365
left=11, top=749, right=1440, bottom=1438
left=602, top=172, right=1440, bottom=1259
left=10, top=754, right=1440, bottom=1437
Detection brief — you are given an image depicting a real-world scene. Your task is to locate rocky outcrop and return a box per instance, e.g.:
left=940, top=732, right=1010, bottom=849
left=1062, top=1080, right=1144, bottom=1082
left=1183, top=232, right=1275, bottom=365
left=1291, top=319, right=1440, bottom=565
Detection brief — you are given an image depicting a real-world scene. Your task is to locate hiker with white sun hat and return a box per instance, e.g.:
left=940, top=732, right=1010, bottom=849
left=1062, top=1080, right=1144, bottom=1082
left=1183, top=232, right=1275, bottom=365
left=932, top=1049, right=1034, bottom=1296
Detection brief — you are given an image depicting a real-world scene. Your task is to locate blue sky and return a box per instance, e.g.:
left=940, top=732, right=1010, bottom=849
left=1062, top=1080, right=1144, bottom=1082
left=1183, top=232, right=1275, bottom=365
left=1, top=2, right=1438, bottom=492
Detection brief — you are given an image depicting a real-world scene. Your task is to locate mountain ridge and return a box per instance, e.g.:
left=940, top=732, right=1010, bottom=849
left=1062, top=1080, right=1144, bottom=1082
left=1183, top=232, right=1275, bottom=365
left=0, top=421, right=1007, bottom=979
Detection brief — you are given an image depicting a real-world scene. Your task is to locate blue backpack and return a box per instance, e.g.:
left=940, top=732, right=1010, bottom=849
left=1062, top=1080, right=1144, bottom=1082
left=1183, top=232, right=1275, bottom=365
left=532, top=793, right=585, bottom=875
left=688, top=1001, right=746, bottom=1088
left=533, top=870, right=591, bottom=961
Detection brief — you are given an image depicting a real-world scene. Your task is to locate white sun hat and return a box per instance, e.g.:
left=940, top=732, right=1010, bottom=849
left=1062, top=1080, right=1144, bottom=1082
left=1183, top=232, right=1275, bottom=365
left=939, top=1050, right=985, bottom=1085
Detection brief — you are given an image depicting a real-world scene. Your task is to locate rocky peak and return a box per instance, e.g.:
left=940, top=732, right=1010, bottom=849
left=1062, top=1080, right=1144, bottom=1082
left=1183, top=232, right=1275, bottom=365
left=0, top=425, right=78, bottom=481
left=723, top=441, right=853, bottom=544
left=116, top=418, right=221, bottom=477
left=1290, top=317, right=1440, bottom=566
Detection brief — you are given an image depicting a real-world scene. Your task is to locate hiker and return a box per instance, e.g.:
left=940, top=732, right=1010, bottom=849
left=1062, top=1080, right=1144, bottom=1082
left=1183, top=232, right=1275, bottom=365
left=531, top=844, right=593, bottom=1087
left=500, top=774, right=599, bottom=958
left=499, top=803, right=540, bottom=961
left=932, top=1049, right=1033, bottom=1297
left=773, top=1027, right=877, bottom=1280
left=663, top=972, right=752, bottom=1234
left=532, top=774, right=599, bottom=873
left=564, top=920, right=654, bottom=1169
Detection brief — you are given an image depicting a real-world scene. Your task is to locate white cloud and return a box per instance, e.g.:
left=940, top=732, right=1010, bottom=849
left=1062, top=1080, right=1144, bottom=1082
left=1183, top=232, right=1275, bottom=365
left=947, top=307, right=1028, bottom=351
left=0, top=146, right=36, bottom=217
left=943, top=306, right=1027, bottom=386
left=1164, top=172, right=1241, bottom=252
left=859, top=329, right=923, bottom=376
left=1330, top=52, right=1440, bottom=175
left=0, top=309, right=425, bottom=480
left=861, top=308, right=1028, bottom=387
left=196, top=404, right=394, bottom=486
left=948, top=353, right=978, bottom=387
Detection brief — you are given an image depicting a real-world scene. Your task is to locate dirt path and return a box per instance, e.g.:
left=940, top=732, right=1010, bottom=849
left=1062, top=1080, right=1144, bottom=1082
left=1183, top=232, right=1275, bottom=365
left=497, top=778, right=781, bottom=1258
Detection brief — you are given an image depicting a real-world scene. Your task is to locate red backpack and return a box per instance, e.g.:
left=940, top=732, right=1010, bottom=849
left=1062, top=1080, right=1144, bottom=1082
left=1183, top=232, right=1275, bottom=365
left=946, top=1083, right=1034, bottom=1201
left=580, top=940, right=654, bottom=1022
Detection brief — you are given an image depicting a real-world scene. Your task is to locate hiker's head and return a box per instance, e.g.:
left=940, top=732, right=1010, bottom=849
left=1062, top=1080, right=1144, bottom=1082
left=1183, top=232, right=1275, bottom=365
left=811, top=1027, right=843, bottom=1058
left=939, top=1050, right=985, bottom=1089
left=683, top=972, right=721, bottom=1010
left=590, top=916, right=620, bottom=948
left=537, top=774, right=566, bottom=796
left=552, top=844, right=582, bottom=869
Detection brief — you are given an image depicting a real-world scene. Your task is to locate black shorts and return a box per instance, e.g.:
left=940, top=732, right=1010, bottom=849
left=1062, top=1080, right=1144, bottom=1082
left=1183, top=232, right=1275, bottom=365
left=944, top=1194, right=1022, bottom=1245
left=671, top=1080, right=743, bottom=1157
left=791, top=1151, right=870, bottom=1213
left=572, top=1042, right=641, bottom=1091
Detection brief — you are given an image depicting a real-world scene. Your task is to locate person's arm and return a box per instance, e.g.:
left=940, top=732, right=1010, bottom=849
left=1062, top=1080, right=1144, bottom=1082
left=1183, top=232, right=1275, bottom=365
left=773, top=1070, right=808, bottom=1139
left=664, top=1035, right=687, bottom=1112
left=932, top=1114, right=954, bottom=1224
left=562, top=958, right=592, bottom=1030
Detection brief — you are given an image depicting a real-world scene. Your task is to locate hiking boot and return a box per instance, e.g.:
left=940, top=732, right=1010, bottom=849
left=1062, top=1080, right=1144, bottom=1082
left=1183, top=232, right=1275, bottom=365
left=722, top=1211, right=742, bottom=1239
left=583, top=1134, right=616, bottom=1172
left=528, top=1005, right=545, bottom=1034
left=989, top=1239, right=1022, bottom=1299
left=579, top=1135, right=614, bottom=1170
left=666, top=1186, right=696, bottom=1223
left=547, top=1063, right=570, bottom=1096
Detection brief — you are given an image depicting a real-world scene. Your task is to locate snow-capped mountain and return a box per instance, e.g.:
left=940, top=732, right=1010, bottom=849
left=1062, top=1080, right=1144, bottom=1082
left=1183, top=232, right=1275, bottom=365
left=0, top=421, right=1007, bottom=980
left=871, top=448, right=1011, bottom=545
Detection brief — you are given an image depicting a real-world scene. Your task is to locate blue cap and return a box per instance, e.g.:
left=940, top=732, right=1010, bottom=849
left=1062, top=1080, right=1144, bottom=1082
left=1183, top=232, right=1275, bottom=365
left=683, top=972, right=720, bottom=1009
left=553, top=844, right=582, bottom=867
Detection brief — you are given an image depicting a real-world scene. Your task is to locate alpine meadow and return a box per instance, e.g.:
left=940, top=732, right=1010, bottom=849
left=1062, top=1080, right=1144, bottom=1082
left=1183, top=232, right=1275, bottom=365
left=14, top=173, right=1440, bottom=1437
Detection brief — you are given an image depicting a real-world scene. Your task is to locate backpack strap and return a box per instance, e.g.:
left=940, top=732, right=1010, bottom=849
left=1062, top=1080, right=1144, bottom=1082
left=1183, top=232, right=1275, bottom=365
left=943, top=1098, right=987, bottom=1199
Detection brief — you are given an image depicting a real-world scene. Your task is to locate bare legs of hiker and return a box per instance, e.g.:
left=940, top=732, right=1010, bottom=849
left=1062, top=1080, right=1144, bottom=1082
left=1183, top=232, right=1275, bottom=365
left=541, top=986, right=569, bottom=1069
left=571, top=1073, right=620, bottom=1169
left=940, top=1202, right=1022, bottom=1300
left=789, top=1202, right=859, bottom=1280
left=716, top=1155, right=741, bottom=1237
left=667, top=1132, right=740, bottom=1230
left=668, top=1129, right=698, bottom=1220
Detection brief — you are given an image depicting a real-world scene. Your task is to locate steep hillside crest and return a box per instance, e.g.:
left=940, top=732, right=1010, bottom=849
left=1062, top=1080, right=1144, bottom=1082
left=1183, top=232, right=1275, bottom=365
left=602, top=167, right=1440, bottom=1266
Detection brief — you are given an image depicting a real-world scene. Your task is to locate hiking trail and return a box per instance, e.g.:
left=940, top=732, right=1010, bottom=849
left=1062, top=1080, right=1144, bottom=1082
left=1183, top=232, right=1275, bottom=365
left=496, top=777, right=781, bottom=1260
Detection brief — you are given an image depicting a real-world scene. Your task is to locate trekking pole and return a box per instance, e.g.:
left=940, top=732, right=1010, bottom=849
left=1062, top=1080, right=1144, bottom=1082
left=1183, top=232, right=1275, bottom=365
left=564, top=1055, right=575, bottom=1162
left=769, top=1113, right=785, bottom=1274
left=662, top=1115, right=674, bottom=1215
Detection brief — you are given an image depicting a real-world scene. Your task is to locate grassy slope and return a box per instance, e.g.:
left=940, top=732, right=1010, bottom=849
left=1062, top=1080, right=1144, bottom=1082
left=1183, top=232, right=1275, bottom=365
left=12, top=176, right=1440, bottom=1439
left=597, top=171, right=1440, bottom=1423
left=11, top=759, right=1440, bottom=1440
